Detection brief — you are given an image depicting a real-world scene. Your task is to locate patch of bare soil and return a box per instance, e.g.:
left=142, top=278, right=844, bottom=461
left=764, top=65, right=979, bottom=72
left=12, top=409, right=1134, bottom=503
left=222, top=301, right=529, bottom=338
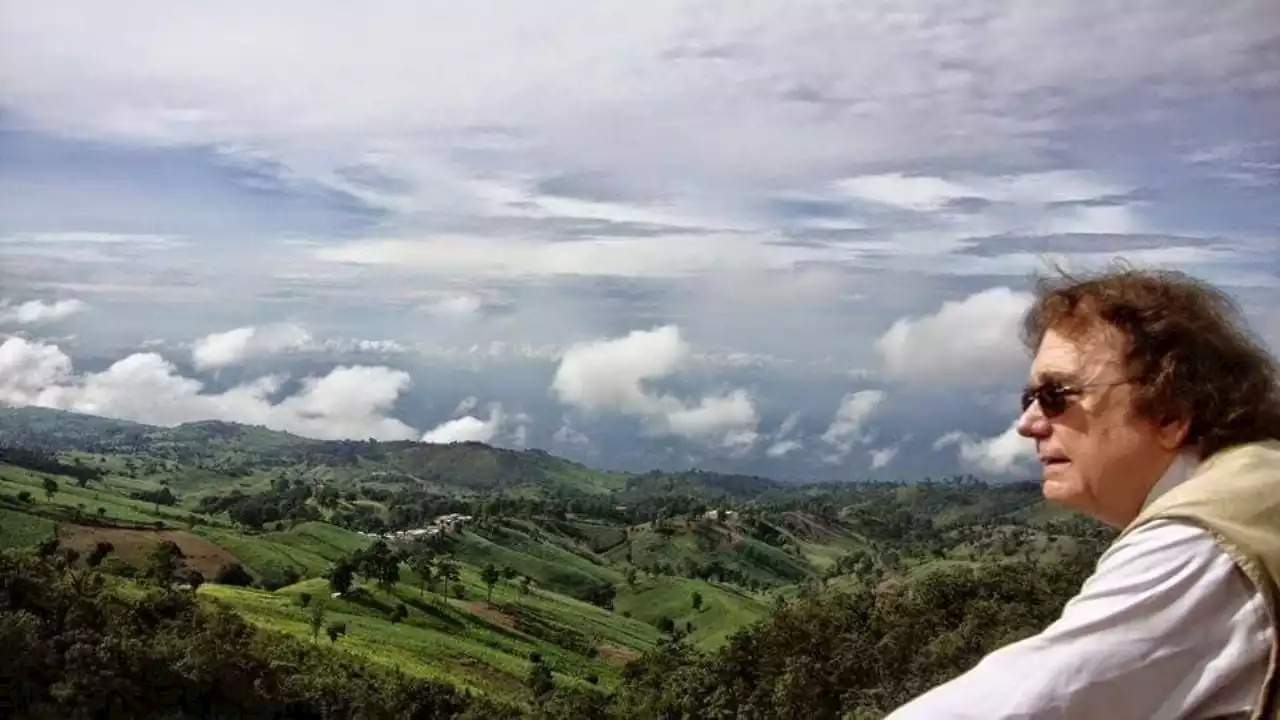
left=596, top=643, right=641, bottom=666
left=59, top=525, right=241, bottom=578
left=460, top=600, right=518, bottom=628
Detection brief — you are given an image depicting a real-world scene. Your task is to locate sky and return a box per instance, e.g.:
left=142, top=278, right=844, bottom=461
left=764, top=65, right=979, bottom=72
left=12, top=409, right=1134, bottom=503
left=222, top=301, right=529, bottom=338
left=0, top=1, right=1277, bottom=483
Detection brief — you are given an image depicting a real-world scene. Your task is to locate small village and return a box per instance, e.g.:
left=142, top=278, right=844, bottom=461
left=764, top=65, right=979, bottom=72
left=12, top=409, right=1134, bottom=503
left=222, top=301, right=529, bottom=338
left=356, top=512, right=474, bottom=542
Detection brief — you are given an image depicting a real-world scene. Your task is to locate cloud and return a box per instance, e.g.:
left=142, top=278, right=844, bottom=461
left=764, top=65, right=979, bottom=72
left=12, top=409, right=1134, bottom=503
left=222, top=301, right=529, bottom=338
left=0, top=336, right=419, bottom=441
left=553, top=422, right=591, bottom=448
left=766, top=439, right=802, bottom=459
left=550, top=325, right=759, bottom=448
left=934, top=421, right=1036, bottom=475
left=820, top=390, right=886, bottom=462
left=191, top=323, right=313, bottom=370
left=834, top=170, right=1130, bottom=213
left=314, top=233, right=820, bottom=279
left=422, top=404, right=505, bottom=444
left=453, top=396, right=479, bottom=415
left=868, top=445, right=900, bottom=470
left=765, top=410, right=804, bottom=457
left=875, top=287, right=1033, bottom=386
left=0, top=298, right=88, bottom=325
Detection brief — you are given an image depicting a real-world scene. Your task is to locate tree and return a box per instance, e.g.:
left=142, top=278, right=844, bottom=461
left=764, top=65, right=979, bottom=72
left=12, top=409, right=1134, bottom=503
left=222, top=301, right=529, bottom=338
left=481, top=563, right=501, bottom=603
left=146, top=541, right=184, bottom=586
left=410, top=553, right=434, bottom=596
left=527, top=656, right=555, bottom=698
left=436, top=558, right=460, bottom=596
left=86, top=541, right=114, bottom=568
left=691, top=590, right=703, bottom=611
left=214, top=562, right=254, bottom=587
left=327, top=559, right=355, bottom=595
left=181, top=568, right=204, bottom=591
left=390, top=602, right=408, bottom=623
left=356, top=541, right=400, bottom=592
left=42, top=477, right=58, bottom=501
left=309, top=599, right=327, bottom=643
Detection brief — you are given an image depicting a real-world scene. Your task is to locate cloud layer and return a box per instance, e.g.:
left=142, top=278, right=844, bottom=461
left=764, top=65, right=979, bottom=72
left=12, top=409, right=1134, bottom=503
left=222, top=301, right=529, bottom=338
left=1, top=336, right=418, bottom=441
left=0, top=3, right=1275, bottom=481
left=551, top=325, right=760, bottom=450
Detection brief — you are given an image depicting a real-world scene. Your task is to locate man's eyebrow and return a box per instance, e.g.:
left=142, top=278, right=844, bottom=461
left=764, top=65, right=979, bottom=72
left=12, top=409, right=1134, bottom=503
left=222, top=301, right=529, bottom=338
left=1028, top=370, right=1076, bottom=385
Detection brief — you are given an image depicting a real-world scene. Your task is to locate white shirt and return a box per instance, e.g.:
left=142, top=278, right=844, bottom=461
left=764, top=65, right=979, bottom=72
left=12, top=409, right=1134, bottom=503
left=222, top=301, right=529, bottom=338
left=888, top=455, right=1274, bottom=719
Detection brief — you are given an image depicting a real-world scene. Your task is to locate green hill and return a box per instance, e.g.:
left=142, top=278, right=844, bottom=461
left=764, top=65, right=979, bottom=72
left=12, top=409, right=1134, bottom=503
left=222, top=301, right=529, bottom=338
left=614, top=575, right=771, bottom=650
left=610, top=516, right=814, bottom=589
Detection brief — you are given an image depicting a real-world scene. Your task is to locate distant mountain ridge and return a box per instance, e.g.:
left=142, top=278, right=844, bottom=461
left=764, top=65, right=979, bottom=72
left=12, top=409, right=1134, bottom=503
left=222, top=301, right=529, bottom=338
left=0, top=406, right=786, bottom=500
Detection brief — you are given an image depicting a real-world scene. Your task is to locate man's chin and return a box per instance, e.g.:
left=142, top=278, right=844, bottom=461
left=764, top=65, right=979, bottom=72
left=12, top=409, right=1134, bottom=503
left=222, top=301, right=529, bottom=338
left=1040, top=475, right=1079, bottom=507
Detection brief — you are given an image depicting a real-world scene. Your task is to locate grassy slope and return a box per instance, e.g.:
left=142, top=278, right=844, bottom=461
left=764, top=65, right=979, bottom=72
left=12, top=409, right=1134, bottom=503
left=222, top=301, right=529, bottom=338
left=0, top=464, right=201, bottom=526
left=194, top=521, right=372, bottom=581
left=0, top=507, right=56, bottom=549
left=614, top=576, right=771, bottom=650
left=612, top=520, right=813, bottom=588
left=205, top=567, right=660, bottom=706
left=445, top=524, right=621, bottom=597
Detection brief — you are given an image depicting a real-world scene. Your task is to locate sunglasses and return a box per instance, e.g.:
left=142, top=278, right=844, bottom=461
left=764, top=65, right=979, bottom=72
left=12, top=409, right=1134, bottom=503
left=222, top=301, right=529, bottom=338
left=1020, top=379, right=1131, bottom=418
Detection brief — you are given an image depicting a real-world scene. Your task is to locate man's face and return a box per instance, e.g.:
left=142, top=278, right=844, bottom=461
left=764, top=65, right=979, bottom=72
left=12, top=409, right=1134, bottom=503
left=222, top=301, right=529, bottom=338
left=1016, top=325, right=1186, bottom=528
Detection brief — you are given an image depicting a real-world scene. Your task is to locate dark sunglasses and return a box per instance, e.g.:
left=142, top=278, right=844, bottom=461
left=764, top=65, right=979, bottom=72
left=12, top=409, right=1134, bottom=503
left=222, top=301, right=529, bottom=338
left=1020, top=379, right=1130, bottom=418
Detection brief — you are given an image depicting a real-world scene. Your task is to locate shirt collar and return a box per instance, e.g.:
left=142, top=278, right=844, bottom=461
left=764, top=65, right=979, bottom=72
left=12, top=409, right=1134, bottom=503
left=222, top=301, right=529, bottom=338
left=1140, top=451, right=1201, bottom=512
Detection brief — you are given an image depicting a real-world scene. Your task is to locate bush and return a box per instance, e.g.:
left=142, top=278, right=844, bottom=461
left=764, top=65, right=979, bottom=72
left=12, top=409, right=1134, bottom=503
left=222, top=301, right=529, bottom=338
left=213, top=562, right=254, bottom=587
left=0, top=548, right=488, bottom=718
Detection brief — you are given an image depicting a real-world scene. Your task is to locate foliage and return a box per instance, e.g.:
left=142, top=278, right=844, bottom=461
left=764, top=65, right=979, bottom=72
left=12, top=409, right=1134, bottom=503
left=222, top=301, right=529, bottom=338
left=214, top=562, right=255, bottom=587
left=0, top=547, right=490, bottom=719
left=611, top=553, right=1100, bottom=718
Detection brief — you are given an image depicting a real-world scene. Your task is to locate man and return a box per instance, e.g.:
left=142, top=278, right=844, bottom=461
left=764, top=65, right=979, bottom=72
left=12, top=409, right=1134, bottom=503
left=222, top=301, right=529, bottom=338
left=889, top=266, right=1280, bottom=719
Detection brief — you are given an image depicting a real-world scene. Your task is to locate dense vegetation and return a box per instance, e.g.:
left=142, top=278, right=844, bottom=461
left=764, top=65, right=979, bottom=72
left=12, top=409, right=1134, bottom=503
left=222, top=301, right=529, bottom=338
left=0, top=407, right=1112, bottom=718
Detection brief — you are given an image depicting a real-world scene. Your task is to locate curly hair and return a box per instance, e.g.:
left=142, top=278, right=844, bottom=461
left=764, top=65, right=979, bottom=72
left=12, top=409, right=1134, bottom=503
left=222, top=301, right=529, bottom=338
left=1020, top=262, right=1280, bottom=459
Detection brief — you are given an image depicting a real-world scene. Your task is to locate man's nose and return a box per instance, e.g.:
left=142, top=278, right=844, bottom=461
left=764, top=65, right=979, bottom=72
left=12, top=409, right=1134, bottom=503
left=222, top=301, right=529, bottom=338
left=1015, top=402, right=1050, bottom=439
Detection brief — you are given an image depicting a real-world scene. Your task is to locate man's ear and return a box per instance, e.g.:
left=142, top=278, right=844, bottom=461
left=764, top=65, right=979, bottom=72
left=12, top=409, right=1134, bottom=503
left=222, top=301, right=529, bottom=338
left=1157, top=415, right=1191, bottom=451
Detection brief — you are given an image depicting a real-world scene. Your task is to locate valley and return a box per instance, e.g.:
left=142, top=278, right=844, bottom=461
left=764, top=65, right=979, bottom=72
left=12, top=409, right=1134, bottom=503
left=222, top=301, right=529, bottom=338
left=0, top=406, right=1113, bottom=718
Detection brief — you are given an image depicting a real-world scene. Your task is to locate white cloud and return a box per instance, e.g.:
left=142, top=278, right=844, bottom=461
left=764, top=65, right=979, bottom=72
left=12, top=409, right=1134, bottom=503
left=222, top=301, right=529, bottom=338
left=875, top=287, right=1033, bottom=386
left=5, top=2, right=1272, bottom=205
left=550, top=325, right=759, bottom=448
left=315, top=233, right=820, bottom=279
left=191, top=323, right=313, bottom=370
left=820, top=390, right=887, bottom=462
left=423, top=294, right=485, bottom=320
left=766, top=439, right=802, bottom=458
left=553, top=422, right=591, bottom=448
left=834, top=170, right=1129, bottom=213
left=422, top=404, right=504, bottom=444
left=453, top=396, right=479, bottom=415
left=868, top=445, right=900, bottom=470
left=934, top=421, right=1036, bottom=475
left=0, top=337, right=419, bottom=441
left=0, top=298, right=88, bottom=325
left=765, top=411, right=804, bottom=457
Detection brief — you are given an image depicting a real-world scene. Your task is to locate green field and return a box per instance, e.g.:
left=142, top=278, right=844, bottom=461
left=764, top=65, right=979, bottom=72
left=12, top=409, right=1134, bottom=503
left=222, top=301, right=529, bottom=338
left=0, top=464, right=207, bottom=526
left=614, top=576, right=771, bottom=650
left=0, top=507, right=56, bottom=549
left=205, top=568, right=658, bottom=706
left=447, top=524, right=622, bottom=597
left=194, top=522, right=372, bottom=583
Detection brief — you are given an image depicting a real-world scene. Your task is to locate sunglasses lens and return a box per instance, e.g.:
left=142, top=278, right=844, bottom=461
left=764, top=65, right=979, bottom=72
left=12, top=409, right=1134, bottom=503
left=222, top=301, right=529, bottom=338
left=1021, top=383, right=1068, bottom=416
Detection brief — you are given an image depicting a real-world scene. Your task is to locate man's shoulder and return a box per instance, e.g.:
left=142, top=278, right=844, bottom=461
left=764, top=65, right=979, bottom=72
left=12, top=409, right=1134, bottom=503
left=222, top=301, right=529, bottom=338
left=1084, top=518, right=1255, bottom=602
